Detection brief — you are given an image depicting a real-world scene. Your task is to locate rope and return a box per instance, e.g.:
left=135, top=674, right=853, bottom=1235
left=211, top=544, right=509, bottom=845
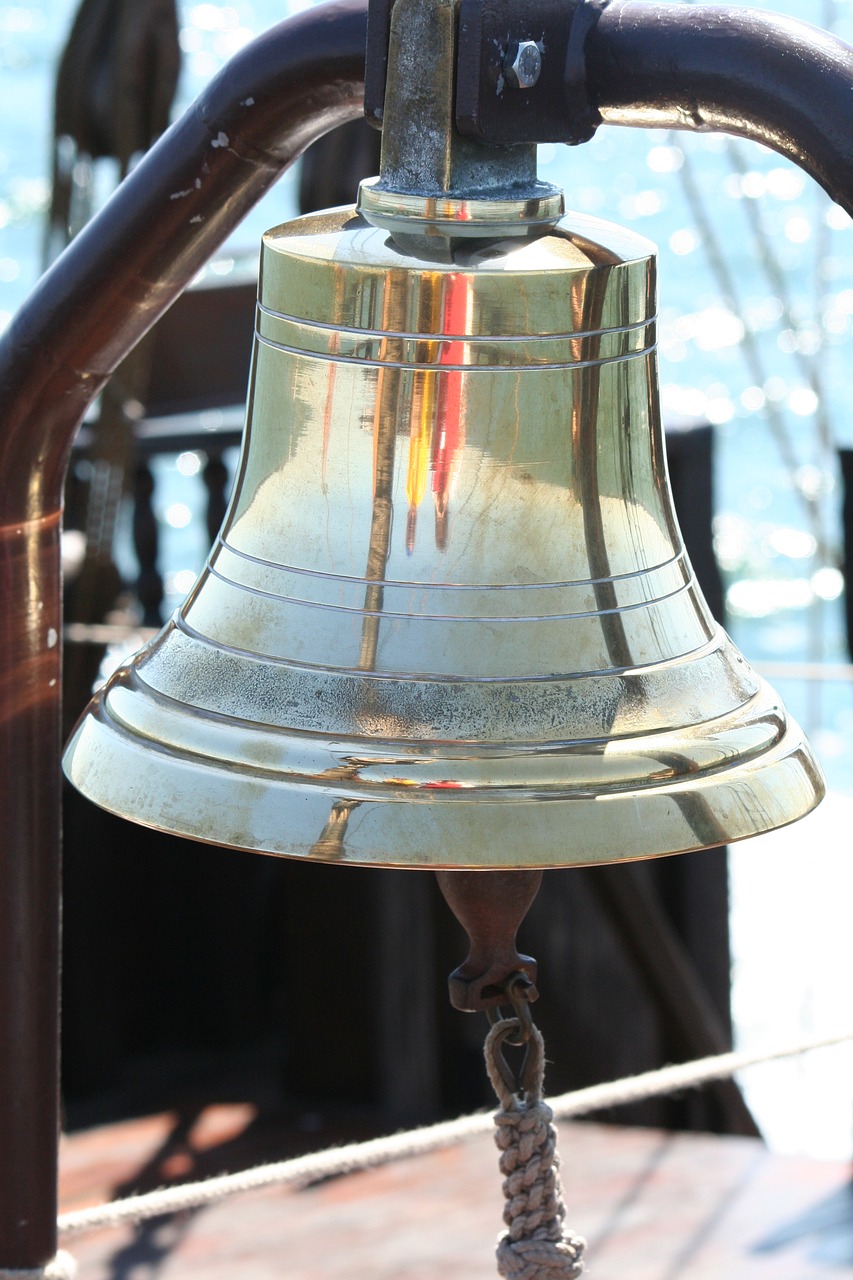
left=485, top=1019, right=586, bottom=1279
left=0, top=1253, right=77, bottom=1280
left=57, top=1028, right=852, bottom=1239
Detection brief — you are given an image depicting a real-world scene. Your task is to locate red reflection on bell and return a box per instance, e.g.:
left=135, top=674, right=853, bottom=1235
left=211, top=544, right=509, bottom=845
left=432, top=273, right=470, bottom=551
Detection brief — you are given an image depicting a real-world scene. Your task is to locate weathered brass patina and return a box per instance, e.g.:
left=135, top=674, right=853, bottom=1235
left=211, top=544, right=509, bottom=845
left=63, top=202, right=824, bottom=866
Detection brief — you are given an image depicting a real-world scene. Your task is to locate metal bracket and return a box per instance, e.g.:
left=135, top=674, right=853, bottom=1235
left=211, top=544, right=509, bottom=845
left=364, top=0, right=393, bottom=126
left=365, top=0, right=607, bottom=145
left=455, top=0, right=608, bottom=145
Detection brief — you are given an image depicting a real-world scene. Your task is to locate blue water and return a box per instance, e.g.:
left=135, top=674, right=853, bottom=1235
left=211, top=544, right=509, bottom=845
left=3, top=0, right=853, bottom=784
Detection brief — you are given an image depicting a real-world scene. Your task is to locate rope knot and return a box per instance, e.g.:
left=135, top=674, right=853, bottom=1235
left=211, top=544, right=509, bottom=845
left=496, top=1231, right=586, bottom=1280
left=485, top=1017, right=586, bottom=1280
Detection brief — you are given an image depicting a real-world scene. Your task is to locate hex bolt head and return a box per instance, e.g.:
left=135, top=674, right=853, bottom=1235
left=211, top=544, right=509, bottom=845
left=504, top=40, right=542, bottom=90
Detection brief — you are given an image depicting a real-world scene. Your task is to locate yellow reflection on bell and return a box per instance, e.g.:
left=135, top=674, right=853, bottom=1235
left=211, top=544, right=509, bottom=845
left=63, top=189, right=824, bottom=868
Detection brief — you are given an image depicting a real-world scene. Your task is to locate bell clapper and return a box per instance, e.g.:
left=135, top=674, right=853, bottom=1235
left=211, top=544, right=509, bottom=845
left=434, top=868, right=542, bottom=1012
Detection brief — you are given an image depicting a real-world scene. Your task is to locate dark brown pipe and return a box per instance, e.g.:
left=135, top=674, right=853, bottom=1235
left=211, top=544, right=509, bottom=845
left=0, top=2, right=367, bottom=1265
left=589, top=1, right=853, bottom=218
left=0, top=514, right=63, bottom=1268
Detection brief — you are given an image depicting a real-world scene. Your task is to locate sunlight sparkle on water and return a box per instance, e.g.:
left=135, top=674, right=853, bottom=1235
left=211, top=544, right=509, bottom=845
left=176, top=452, right=202, bottom=477
left=740, top=385, right=766, bottom=411
left=660, top=384, right=709, bottom=419
left=706, top=395, right=735, bottom=424
left=795, top=463, right=830, bottom=500
left=713, top=513, right=751, bottom=570
left=171, top=569, right=198, bottom=595
left=785, top=214, right=812, bottom=244
left=764, top=166, right=804, bottom=200
left=826, top=203, right=853, bottom=230
left=727, top=577, right=815, bottom=617
left=620, top=189, right=664, bottom=218
left=788, top=386, right=820, bottom=416
left=189, top=4, right=239, bottom=30
left=165, top=502, right=192, bottom=529
left=693, top=307, right=745, bottom=352
left=646, top=144, right=684, bottom=174
left=668, top=228, right=697, bottom=255
left=812, top=565, right=844, bottom=601
left=0, top=6, right=44, bottom=32
left=766, top=527, right=816, bottom=560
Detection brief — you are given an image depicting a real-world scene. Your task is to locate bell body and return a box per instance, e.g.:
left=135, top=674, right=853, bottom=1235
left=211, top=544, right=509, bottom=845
left=63, top=207, right=824, bottom=866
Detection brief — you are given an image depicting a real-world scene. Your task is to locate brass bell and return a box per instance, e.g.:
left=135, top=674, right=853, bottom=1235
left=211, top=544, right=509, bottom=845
left=63, top=192, right=824, bottom=867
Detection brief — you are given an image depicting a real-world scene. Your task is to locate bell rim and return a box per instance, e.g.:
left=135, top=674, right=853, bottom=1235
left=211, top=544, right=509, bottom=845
left=63, top=667, right=825, bottom=869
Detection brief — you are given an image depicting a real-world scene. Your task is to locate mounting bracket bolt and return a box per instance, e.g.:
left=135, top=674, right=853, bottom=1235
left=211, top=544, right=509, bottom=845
left=503, top=40, right=543, bottom=89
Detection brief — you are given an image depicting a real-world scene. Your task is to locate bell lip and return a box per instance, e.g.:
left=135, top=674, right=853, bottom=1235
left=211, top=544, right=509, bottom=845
left=63, top=679, right=826, bottom=870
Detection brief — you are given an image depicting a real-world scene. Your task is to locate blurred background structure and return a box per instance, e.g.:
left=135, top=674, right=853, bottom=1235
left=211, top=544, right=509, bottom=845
left=1, top=0, right=852, bottom=1165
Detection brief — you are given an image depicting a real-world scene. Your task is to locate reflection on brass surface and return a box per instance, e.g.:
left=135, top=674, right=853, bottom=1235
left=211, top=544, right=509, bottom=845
left=356, top=177, right=565, bottom=239
left=63, top=207, right=824, bottom=867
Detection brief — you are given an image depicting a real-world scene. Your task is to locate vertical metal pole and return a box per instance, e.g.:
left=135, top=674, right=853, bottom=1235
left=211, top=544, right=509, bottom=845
left=0, top=3, right=367, bottom=1265
left=0, top=517, right=63, bottom=1267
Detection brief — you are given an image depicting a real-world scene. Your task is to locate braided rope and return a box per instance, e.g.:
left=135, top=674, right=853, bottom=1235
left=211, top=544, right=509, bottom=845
left=56, top=1027, right=852, bottom=1238
left=485, top=1019, right=586, bottom=1279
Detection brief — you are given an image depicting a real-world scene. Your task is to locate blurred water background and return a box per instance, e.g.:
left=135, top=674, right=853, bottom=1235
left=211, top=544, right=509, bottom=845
left=2, top=0, right=853, bottom=1159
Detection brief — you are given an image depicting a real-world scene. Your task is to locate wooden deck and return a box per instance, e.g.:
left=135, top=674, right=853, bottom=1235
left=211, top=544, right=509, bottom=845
left=59, top=1106, right=853, bottom=1278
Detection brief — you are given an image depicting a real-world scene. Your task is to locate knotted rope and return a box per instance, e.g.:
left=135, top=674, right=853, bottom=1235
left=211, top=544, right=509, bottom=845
left=485, top=1017, right=586, bottom=1280
left=0, top=1253, right=77, bottom=1280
